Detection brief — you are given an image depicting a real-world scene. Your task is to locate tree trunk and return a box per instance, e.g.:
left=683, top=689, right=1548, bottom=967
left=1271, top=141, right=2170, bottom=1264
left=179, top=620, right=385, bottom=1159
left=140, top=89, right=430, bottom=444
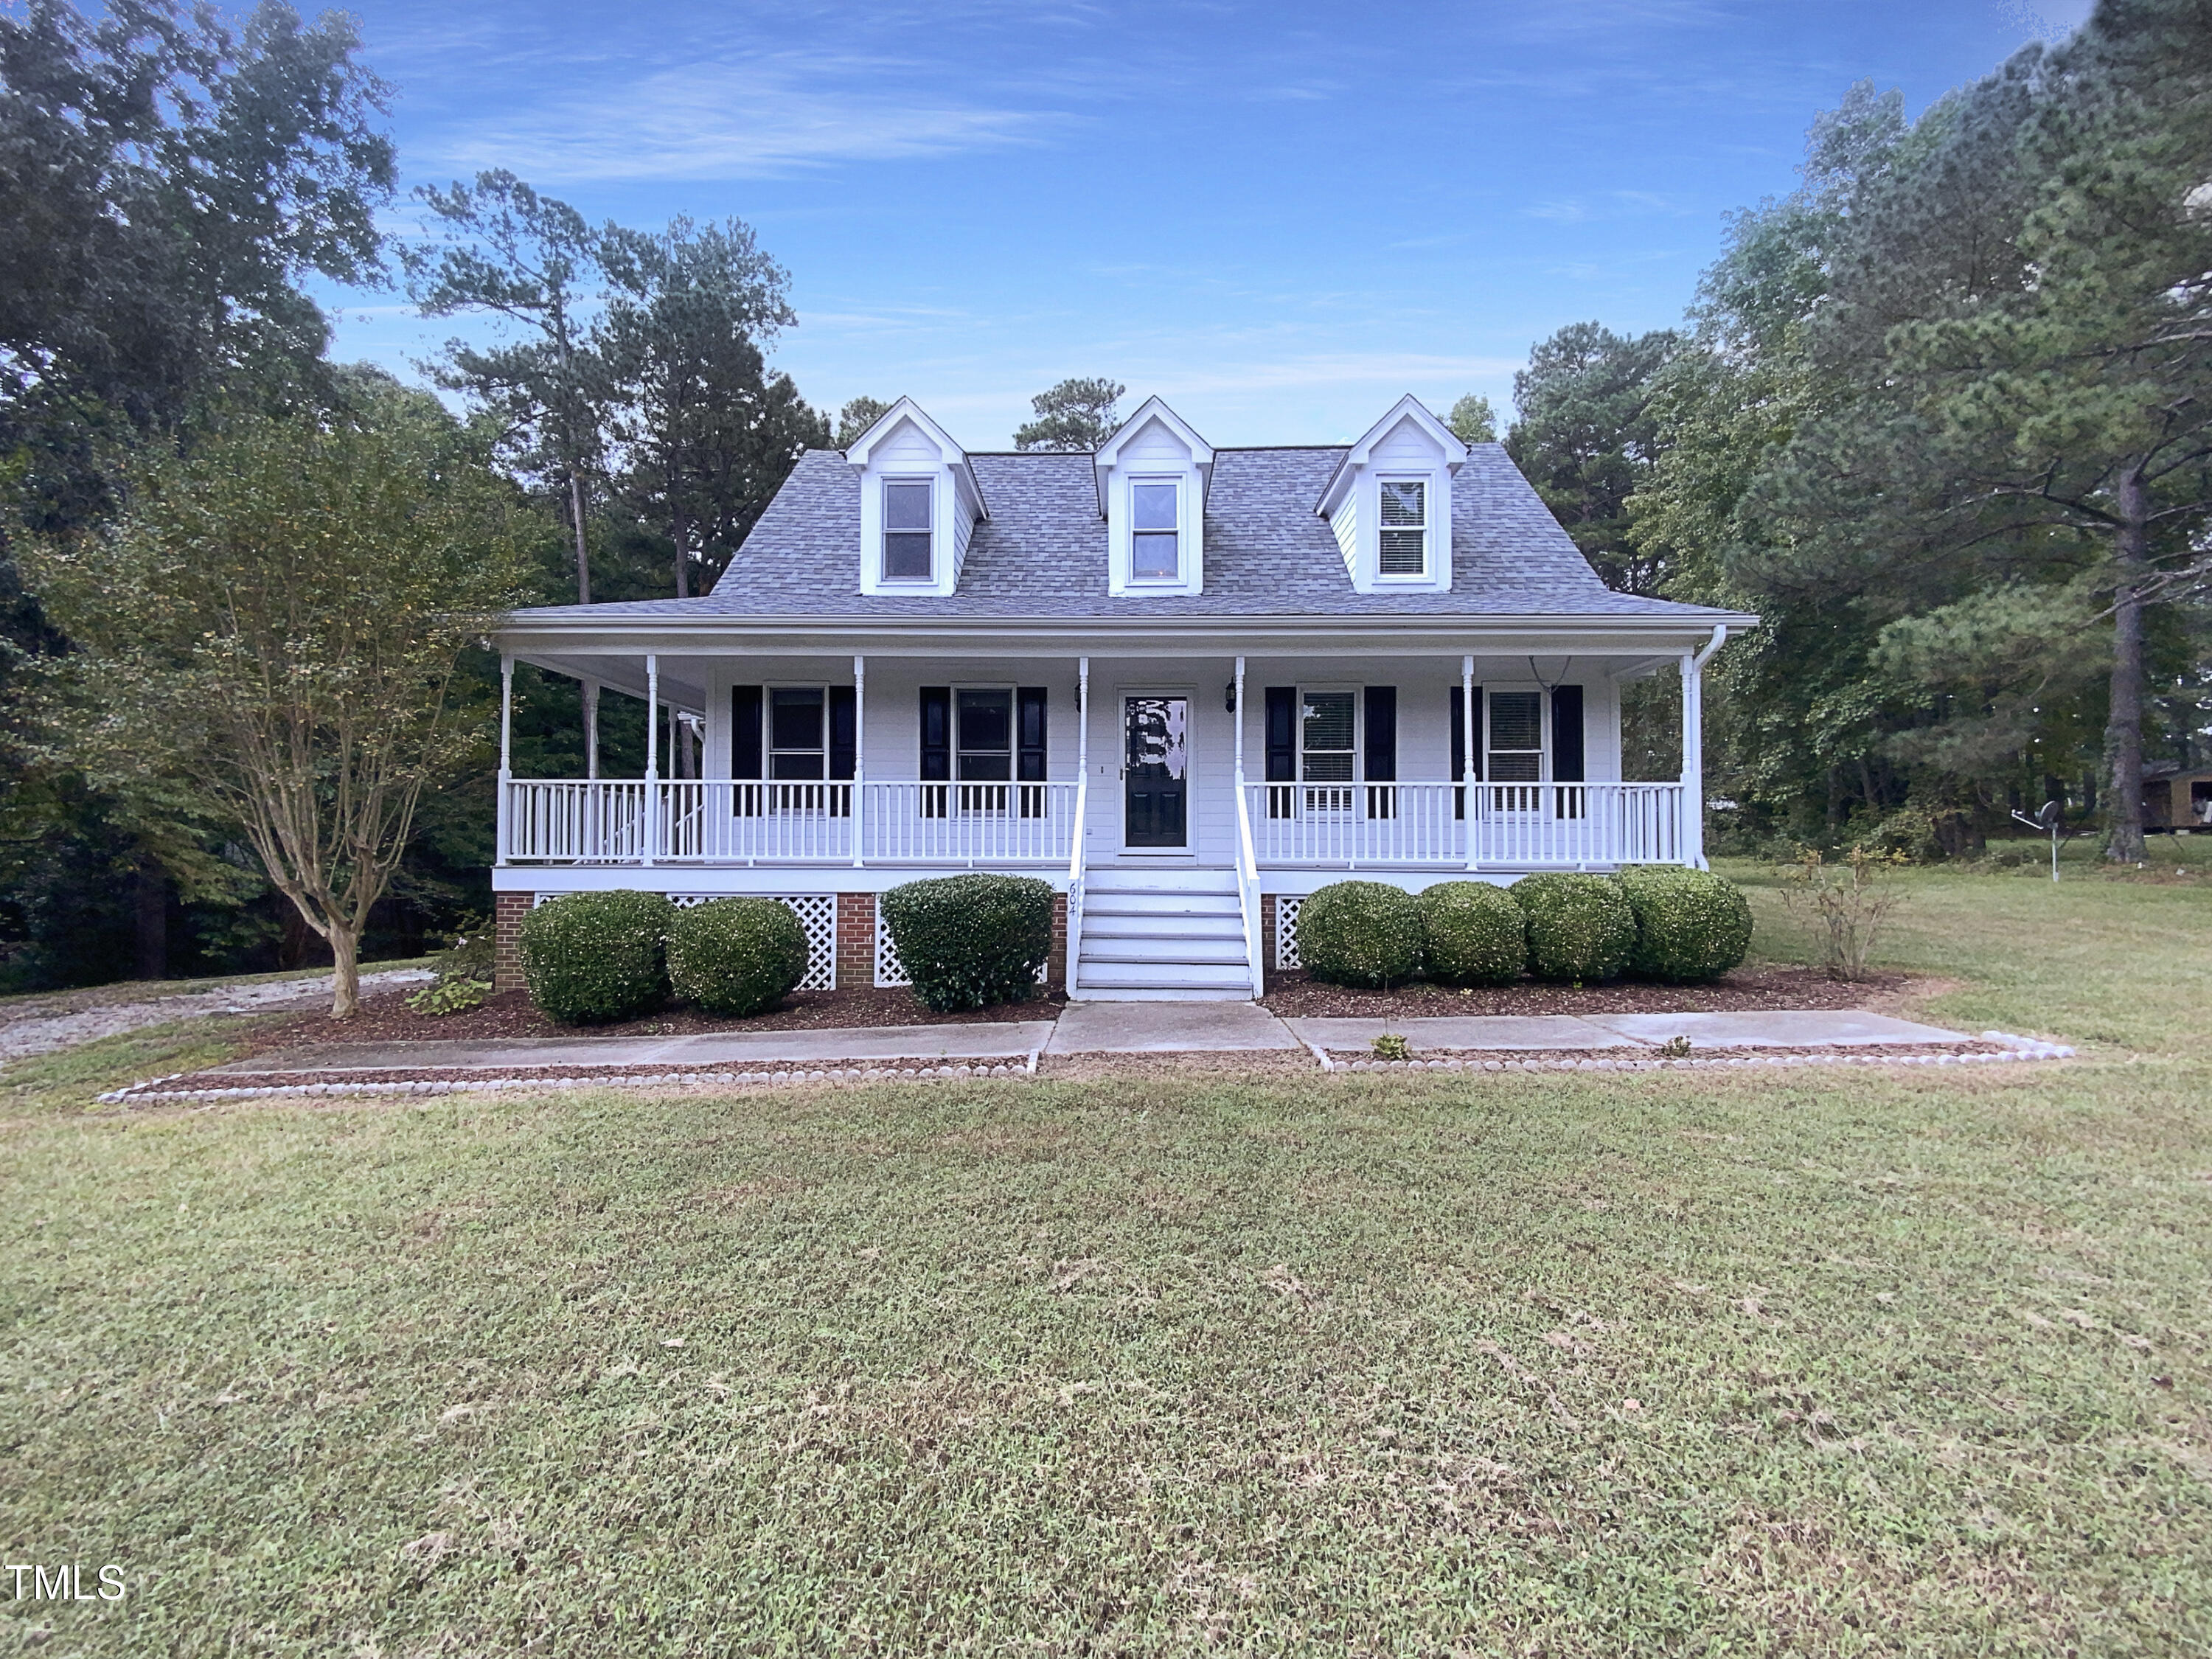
left=329, top=924, right=361, bottom=1018
left=2104, top=464, right=2149, bottom=863
left=133, top=856, right=167, bottom=981
left=569, top=473, right=591, bottom=605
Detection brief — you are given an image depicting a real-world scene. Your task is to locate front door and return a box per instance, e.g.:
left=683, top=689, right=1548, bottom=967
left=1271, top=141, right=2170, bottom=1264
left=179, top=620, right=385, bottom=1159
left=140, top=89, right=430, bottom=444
left=1123, top=695, right=1189, bottom=848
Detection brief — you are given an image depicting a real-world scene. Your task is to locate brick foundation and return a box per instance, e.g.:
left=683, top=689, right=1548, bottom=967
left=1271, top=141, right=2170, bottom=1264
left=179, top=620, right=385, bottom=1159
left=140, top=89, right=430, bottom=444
left=836, top=892, right=875, bottom=989
left=1049, top=891, right=1068, bottom=990
left=493, top=891, right=531, bottom=992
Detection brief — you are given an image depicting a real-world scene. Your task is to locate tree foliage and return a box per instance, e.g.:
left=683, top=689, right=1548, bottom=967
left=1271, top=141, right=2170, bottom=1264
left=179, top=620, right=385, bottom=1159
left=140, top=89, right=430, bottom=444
left=1013, top=378, right=1123, bottom=451
left=1446, top=394, right=1498, bottom=444
left=18, top=384, right=532, bottom=1015
left=835, top=396, right=889, bottom=448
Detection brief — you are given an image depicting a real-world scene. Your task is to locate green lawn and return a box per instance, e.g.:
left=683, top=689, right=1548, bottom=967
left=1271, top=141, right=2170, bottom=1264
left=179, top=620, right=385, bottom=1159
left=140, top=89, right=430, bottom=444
left=3, top=863, right=2208, bottom=1654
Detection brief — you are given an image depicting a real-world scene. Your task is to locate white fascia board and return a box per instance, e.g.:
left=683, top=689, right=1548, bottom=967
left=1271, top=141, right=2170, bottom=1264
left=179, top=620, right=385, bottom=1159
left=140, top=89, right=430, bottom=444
left=1315, top=394, right=1469, bottom=518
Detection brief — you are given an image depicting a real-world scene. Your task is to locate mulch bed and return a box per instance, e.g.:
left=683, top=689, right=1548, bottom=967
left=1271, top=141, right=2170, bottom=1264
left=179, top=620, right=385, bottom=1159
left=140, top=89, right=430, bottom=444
left=1259, top=966, right=1913, bottom=1018
left=240, top=984, right=1068, bottom=1057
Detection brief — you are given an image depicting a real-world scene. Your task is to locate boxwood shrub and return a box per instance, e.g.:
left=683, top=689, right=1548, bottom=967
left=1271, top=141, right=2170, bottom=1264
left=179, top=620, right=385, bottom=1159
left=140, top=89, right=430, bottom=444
left=882, top=874, right=1054, bottom=1012
left=1416, top=880, right=1526, bottom=986
left=666, top=897, right=810, bottom=1017
left=1296, top=880, right=1424, bottom=989
left=1512, top=873, right=1635, bottom=984
left=518, top=891, right=675, bottom=1024
left=1617, top=864, right=1753, bottom=983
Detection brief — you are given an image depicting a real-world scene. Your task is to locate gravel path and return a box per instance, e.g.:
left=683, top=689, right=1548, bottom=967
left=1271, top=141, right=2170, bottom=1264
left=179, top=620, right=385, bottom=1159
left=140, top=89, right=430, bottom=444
left=0, top=969, right=434, bottom=1062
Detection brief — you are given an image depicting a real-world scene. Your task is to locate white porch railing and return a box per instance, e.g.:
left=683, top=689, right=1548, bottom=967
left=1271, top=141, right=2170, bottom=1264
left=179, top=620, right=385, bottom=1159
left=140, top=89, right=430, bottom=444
left=1244, top=782, right=1687, bottom=868
left=502, top=778, right=1079, bottom=866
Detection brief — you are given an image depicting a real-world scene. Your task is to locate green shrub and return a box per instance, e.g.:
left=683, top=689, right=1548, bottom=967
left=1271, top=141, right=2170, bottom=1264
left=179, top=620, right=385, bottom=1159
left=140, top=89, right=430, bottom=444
left=518, top=891, right=674, bottom=1024
left=881, top=874, right=1054, bottom=1012
left=1416, top=880, right=1526, bottom=985
left=1512, top=873, right=1635, bottom=984
left=1296, top=880, right=1423, bottom=988
left=1617, top=865, right=1753, bottom=984
left=405, top=976, right=490, bottom=1016
left=666, top=898, right=810, bottom=1017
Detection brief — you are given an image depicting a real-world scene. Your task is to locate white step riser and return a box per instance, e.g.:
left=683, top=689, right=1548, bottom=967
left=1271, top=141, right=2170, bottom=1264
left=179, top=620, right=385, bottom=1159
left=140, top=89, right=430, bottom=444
left=1082, top=896, right=1242, bottom=919
left=1085, top=870, right=1240, bottom=894
left=1082, top=915, right=1246, bottom=940
left=1077, top=962, right=1254, bottom=990
left=1080, top=938, right=1252, bottom=964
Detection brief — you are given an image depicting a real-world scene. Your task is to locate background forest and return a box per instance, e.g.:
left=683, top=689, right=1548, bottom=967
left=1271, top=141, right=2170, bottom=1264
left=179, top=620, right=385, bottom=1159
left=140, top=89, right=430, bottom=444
left=1, top=0, right=2207, bottom=992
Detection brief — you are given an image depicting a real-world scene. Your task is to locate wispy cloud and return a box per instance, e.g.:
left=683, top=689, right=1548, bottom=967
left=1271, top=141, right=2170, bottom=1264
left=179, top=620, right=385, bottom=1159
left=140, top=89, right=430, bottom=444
left=431, top=51, right=1063, bottom=182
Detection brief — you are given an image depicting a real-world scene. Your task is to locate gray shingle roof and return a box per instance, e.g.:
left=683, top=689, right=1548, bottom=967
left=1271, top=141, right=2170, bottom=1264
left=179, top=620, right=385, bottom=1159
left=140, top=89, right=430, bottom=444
left=511, top=443, right=1737, bottom=622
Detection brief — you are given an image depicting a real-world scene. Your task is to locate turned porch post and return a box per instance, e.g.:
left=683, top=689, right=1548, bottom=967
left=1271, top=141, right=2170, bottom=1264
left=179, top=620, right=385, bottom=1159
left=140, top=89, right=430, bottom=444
left=582, top=678, right=600, bottom=780
left=1680, top=625, right=1725, bottom=870
left=852, top=653, right=866, bottom=867
left=643, top=653, right=660, bottom=867
left=1462, top=654, right=1478, bottom=872
left=496, top=653, right=513, bottom=866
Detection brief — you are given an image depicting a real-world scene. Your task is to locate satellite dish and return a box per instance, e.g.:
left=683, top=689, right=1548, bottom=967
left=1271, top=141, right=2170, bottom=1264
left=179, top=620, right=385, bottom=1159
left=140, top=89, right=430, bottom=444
left=2036, top=799, right=2061, bottom=830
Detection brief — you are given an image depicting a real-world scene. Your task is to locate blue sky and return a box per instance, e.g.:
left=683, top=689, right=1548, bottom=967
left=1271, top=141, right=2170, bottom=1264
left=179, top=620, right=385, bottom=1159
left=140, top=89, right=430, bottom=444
left=319, top=0, right=2092, bottom=449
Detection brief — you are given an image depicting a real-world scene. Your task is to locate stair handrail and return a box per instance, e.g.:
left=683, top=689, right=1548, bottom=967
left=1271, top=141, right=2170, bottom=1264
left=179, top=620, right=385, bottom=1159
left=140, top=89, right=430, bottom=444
left=1064, top=774, right=1087, bottom=998
left=1234, top=772, right=1264, bottom=998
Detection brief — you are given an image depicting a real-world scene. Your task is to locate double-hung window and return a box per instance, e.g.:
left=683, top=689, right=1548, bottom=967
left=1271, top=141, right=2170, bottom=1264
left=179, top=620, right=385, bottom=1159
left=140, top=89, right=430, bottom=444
left=1301, top=690, right=1357, bottom=814
left=1378, top=479, right=1427, bottom=577
left=883, top=479, right=933, bottom=581
left=1130, top=480, right=1180, bottom=582
left=1486, top=689, right=1544, bottom=810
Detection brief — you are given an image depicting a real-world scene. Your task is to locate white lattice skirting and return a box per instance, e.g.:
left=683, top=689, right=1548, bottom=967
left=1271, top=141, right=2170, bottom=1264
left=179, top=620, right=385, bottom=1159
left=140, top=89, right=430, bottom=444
left=874, top=897, right=1051, bottom=988
left=532, top=891, right=838, bottom=990
left=1273, top=895, right=1304, bottom=970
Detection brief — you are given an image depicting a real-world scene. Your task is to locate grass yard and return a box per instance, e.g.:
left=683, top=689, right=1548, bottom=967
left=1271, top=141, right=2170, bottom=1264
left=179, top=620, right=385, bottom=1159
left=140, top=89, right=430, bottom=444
left=2, top=860, right=2208, bottom=1654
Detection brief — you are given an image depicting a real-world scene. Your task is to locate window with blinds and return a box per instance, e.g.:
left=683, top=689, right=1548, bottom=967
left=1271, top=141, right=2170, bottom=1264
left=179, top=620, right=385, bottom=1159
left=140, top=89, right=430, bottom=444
left=883, top=479, right=933, bottom=580
left=1301, top=690, right=1357, bottom=813
left=1378, top=479, right=1426, bottom=577
left=1486, top=690, right=1544, bottom=794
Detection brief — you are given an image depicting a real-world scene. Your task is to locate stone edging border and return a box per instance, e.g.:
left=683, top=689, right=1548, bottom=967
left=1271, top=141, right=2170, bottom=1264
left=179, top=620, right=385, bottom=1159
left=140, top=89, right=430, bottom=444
left=95, top=1033, right=2073, bottom=1105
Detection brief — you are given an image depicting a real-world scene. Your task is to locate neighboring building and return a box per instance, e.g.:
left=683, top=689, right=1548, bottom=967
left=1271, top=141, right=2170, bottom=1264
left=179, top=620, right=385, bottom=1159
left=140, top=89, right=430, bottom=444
left=489, top=395, right=1756, bottom=1000
left=2143, top=761, right=2212, bottom=832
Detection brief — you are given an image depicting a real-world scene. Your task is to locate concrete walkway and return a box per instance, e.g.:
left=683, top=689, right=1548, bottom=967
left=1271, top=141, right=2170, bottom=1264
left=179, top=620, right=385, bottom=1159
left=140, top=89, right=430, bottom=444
left=215, top=1004, right=1986, bottom=1076
left=212, top=1021, right=1056, bottom=1074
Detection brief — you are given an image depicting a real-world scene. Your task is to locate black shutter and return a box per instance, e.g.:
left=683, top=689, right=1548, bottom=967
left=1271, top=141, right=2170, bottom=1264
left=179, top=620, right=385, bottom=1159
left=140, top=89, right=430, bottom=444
left=1449, top=686, right=1465, bottom=818
left=1265, top=687, right=1296, bottom=782
left=731, top=685, right=762, bottom=779
left=1551, top=684, right=1585, bottom=782
left=919, top=686, right=951, bottom=781
left=1363, top=686, right=1397, bottom=781
left=828, top=686, right=857, bottom=780
left=1017, top=687, right=1048, bottom=782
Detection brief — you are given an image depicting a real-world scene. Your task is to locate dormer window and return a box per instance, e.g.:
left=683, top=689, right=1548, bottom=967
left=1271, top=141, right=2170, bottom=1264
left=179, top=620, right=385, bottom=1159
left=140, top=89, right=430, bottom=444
left=1131, top=480, right=1180, bottom=581
left=1379, top=479, right=1427, bottom=577
left=883, top=480, right=933, bottom=581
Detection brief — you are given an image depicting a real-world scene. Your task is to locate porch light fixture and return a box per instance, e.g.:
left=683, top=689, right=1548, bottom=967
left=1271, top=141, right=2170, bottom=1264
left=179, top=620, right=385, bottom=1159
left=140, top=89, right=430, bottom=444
left=1224, top=682, right=1237, bottom=713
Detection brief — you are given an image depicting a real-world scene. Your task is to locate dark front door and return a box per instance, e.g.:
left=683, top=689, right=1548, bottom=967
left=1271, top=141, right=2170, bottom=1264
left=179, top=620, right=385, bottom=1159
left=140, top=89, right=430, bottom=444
left=1124, top=695, right=1189, bottom=848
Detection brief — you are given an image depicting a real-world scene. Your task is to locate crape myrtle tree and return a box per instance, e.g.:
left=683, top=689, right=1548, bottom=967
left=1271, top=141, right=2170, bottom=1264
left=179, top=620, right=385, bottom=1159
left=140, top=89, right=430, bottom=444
left=1748, top=0, right=2212, bottom=860
left=1013, top=378, right=1124, bottom=451
left=20, top=381, right=532, bottom=1016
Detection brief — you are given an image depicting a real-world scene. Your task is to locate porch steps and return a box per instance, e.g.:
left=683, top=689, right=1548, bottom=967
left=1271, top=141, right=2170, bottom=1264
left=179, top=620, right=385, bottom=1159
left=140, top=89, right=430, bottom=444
left=1074, top=869, right=1255, bottom=1001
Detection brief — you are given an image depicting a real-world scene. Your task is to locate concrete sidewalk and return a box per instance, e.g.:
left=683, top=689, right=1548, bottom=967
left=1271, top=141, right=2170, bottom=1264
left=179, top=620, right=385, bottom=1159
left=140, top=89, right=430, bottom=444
left=215, top=1005, right=1984, bottom=1076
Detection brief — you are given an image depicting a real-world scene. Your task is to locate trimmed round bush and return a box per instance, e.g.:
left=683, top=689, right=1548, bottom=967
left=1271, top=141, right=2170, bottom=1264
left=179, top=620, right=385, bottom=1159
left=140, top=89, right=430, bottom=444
left=667, top=897, right=810, bottom=1017
left=1617, top=865, right=1753, bottom=983
left=1512, top=873, right=1635, bottom=984
left=1416, top=880, right=1526, bottom=986
left=882, top=874, right=1055, bottom=1012
left=518, top=891, right=675, bottom=1024
left=1296, top=880, right=1424, bottom=989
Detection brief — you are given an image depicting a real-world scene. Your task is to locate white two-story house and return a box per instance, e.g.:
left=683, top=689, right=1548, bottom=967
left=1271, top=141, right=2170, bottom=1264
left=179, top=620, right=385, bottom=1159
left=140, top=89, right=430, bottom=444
left=489, top=394, right=1755, bottom=1001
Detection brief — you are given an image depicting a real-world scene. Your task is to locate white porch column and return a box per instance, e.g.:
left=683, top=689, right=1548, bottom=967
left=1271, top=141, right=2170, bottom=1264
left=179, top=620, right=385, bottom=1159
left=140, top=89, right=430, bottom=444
left=1680, top=626, right=1724, bottom=869
left=851, top=654, right=866, bottom=867
left=1233, top=655, right=1246, bottom=785
left=643, top=653, right=659, bottom=867
left=1077, top=656, right=1090, bottom=778
left=582, top=678, right=600, bottom=780
left=1462, top=654, right=1478, bottom=872
left=495, top=653, right=513, bottom=866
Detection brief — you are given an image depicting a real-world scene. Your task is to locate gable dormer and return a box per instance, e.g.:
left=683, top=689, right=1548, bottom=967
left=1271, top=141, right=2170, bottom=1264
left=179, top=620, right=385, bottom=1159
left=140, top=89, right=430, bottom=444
left=1093, top=397, right=1213, bottom=597
left=1315, top=395, right=1467, bottom=594
left=844, top=397, right=987, bottom=597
